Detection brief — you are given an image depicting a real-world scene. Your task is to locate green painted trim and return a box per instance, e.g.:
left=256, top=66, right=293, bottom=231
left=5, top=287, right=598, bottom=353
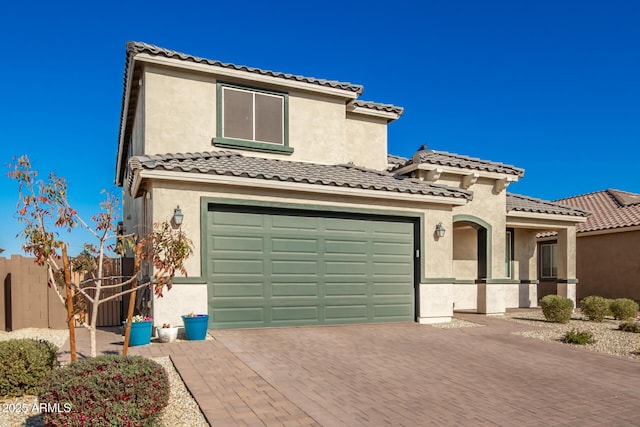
left=201, top=197, right=427, bottom=282
left=215, top=82, right=291, bottom=153
left=476, top=279, right=521, bottom=285
left=453, top=214, right=493, bottom=279
left=557, top=278, right=579, bottom=284
left=453, top=280, right=476, bottom=284
left=212, top=137, right=294, bottom=154
left=422, top=278, right=456, bottom=284
left=520, top=280, right=540, bottom=284
left=171, top=277, right=206, bottom=284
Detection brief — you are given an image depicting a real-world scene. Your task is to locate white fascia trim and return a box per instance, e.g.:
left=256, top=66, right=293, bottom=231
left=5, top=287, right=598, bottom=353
left=394, top=163, right=521, bottom=182
left=135, top=169, right=468, bottom=206
left=135, top=54, right=360, bottom=100
left=346, top=106, right=400, bottom=121
left=507, top=211, right=588, bottom=223
left=577, top=225, right=640, bottom=237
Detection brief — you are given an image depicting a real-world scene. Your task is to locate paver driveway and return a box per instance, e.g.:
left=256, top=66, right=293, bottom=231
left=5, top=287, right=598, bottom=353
left=129, top=314, right=640, bottom=426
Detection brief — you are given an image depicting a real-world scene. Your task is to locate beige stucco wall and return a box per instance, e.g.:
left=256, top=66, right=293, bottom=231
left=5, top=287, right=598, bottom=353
left=514, top=229, right=538, bottom=281
left=139, top=65, right=390, bottom=170
left=451, top=179, right=508, bottom=280
left=144, top=66, right=216, bottom=155
left=453, top=225, right=477, bottom=280
left=344, top=113, right=388, bottom=170
left=576, top=230, right=640, bottom=303
left=453, top=284, right=477, bottom=310
left=148, top=180, right=456, bottom=281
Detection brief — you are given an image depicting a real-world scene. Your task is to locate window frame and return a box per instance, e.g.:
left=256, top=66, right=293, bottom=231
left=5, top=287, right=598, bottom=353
left=213, top=82, right=292, bottom=154
left=505, top=228, right=514, bottom=279
left=539, top=241, right=558, bottom=279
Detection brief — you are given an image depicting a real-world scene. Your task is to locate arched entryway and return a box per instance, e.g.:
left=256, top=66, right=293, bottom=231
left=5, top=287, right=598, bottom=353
left=452, top=215, right=491, bottom=311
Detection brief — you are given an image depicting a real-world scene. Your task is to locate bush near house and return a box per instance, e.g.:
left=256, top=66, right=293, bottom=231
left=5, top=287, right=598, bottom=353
left=580, top=296, right=611, bottom=322
left=0, top=339, right=58, bottom=397
left=39, top=355, right=169, bottom=427
left=618, top=321, right=640, bottom=333
left=540, top=295, right=574, bottom=324
left=609, top=298, right=639, bottom=321
left=562, top=329, right=595, bottom=345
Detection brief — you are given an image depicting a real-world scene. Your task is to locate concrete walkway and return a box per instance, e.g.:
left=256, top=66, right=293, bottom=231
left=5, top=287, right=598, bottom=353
left=60, top=315, right=640, bottom=426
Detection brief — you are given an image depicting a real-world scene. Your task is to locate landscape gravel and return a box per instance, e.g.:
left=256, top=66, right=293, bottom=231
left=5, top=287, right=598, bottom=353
left=0, top=329, right=207, bottom=427
left=503, top=310, right=640, bottom=360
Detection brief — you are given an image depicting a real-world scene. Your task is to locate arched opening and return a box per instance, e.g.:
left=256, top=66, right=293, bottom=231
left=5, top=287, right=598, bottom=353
left=452, top=215, right=491, bottom=281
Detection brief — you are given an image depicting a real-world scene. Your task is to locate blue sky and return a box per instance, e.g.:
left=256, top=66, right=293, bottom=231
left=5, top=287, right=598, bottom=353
left=1, top=0, right=638, bottom=256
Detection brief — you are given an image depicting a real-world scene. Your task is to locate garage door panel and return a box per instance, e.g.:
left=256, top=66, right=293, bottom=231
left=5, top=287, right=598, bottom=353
left=271, top=260, right=318, bottom=274
left=373, top=241, right=413, bottom=255
left=213, top=236, right=264, bottom=252
left=271, top=306, right=319, bottom=322
left=271, top=238, right=318, bottom=254
left=374, top=303, right=413, bottom=318
left=212, top=283, right=264, bottom=298
left=324, top=239, right=368, bottom=254
left=272, top=283, right=319, bottom=297
left=207, top=207, right=415, bottom=328
left=211, top=259, right=263, bottom=274
left=271, top=215, right=319, bottom=230
left=214, top=307, right=264, bottom=324
left=325, top=261, right=368, bottom=275
left=325, top=305, right=368, bottom=321
left=373, top=283, right=413, bottom=295
left=212, top=211, right=263, bottom=228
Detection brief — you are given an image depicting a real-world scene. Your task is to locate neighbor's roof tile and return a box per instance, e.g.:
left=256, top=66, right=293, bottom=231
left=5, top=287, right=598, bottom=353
left=556, top=189, right=640, bottom=232
left=129, top=151, right=472, bottom=201
left=401, top=149, right=525, bottom=177
left=506, top=193, right=590, bottom=217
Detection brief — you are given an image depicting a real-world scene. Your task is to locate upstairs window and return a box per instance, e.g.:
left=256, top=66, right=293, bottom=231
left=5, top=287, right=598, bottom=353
left=214, top=83, right=292, bottom=154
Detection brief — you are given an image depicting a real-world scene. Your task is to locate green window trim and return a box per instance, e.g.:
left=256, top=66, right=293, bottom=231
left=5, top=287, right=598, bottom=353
left=214, top=82, right=292, bottom=154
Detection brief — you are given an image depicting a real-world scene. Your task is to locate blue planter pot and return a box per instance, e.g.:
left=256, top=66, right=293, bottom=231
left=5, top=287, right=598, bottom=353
left=181, top=314, right=209, bottom=340
left=128, top=321, right=153, bottom=346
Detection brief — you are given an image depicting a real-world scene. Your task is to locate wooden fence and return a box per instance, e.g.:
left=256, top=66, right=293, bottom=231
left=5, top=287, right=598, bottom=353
left=0, top=255, right=128, bottom=331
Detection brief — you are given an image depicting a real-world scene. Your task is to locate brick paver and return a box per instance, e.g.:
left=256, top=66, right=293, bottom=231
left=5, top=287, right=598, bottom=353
left=60, top=314, right=640, bottom=426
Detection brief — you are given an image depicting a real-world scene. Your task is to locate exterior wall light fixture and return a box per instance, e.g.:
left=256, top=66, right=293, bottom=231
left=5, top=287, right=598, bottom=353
left=173, top=206, right=184, bottom=226
left=435, top=222, right=446, bottom=238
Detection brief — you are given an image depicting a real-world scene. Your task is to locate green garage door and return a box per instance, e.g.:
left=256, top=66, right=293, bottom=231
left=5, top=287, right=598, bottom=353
left=206, top=206, right=415, bottom=328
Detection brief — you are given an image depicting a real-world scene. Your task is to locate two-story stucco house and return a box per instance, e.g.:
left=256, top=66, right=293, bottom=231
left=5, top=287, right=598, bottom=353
left=115, top=42, right=589, bottom=329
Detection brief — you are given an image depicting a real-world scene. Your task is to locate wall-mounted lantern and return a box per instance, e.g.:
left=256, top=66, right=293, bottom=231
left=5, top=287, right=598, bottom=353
left=173, top=206, right=184, bottom=226
left=435, top=222, right=446, bottom=238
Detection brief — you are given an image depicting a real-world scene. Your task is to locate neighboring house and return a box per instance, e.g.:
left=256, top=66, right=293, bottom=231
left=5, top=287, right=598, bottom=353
left=548, top=189, right=640, bottom=304
left=115, top=42, right=589, bottom=329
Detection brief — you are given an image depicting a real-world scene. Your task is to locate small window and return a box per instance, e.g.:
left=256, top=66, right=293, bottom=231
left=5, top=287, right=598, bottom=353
left=214, top=83, right=292, bottom=154
left=505, top=229, right=514, bottom=278
left=540, top=242, right=557, bottom=279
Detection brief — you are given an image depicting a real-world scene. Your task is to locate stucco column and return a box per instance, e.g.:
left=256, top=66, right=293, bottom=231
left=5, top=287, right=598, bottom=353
left=418, top=282, right=454, bottom=324
left=477, top=282, right=506, bottom=314
left=515, top=229, right=538, bottom=308
left=556, top=227, right=577, bottom=307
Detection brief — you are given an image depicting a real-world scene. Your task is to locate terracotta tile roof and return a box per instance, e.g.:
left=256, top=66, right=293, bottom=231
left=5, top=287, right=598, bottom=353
left=556, top=189, right=640, bottom=232
left=507, top=193, right=590, bottom=217
left=127, top=42, right=364, bottom=94
left=400, top=149, right=525, bottom=177
left=128, top=151, right=472, bottom=201
left=351, top=100, right=404, bottom=116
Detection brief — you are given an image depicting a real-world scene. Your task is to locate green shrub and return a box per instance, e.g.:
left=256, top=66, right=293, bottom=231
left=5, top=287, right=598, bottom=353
left=609, top=298, right=639, bottom=321
left=0, top=339, right=58, bottom=397
left=39, top=355, right=169, bottom=427
left=540, top=295, right=574, bottom=323
left=618, top=321, right=640, bottom=333
left=579, top=296, right=611, bottom=322
left=562, top=329, right=595, bottom=345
